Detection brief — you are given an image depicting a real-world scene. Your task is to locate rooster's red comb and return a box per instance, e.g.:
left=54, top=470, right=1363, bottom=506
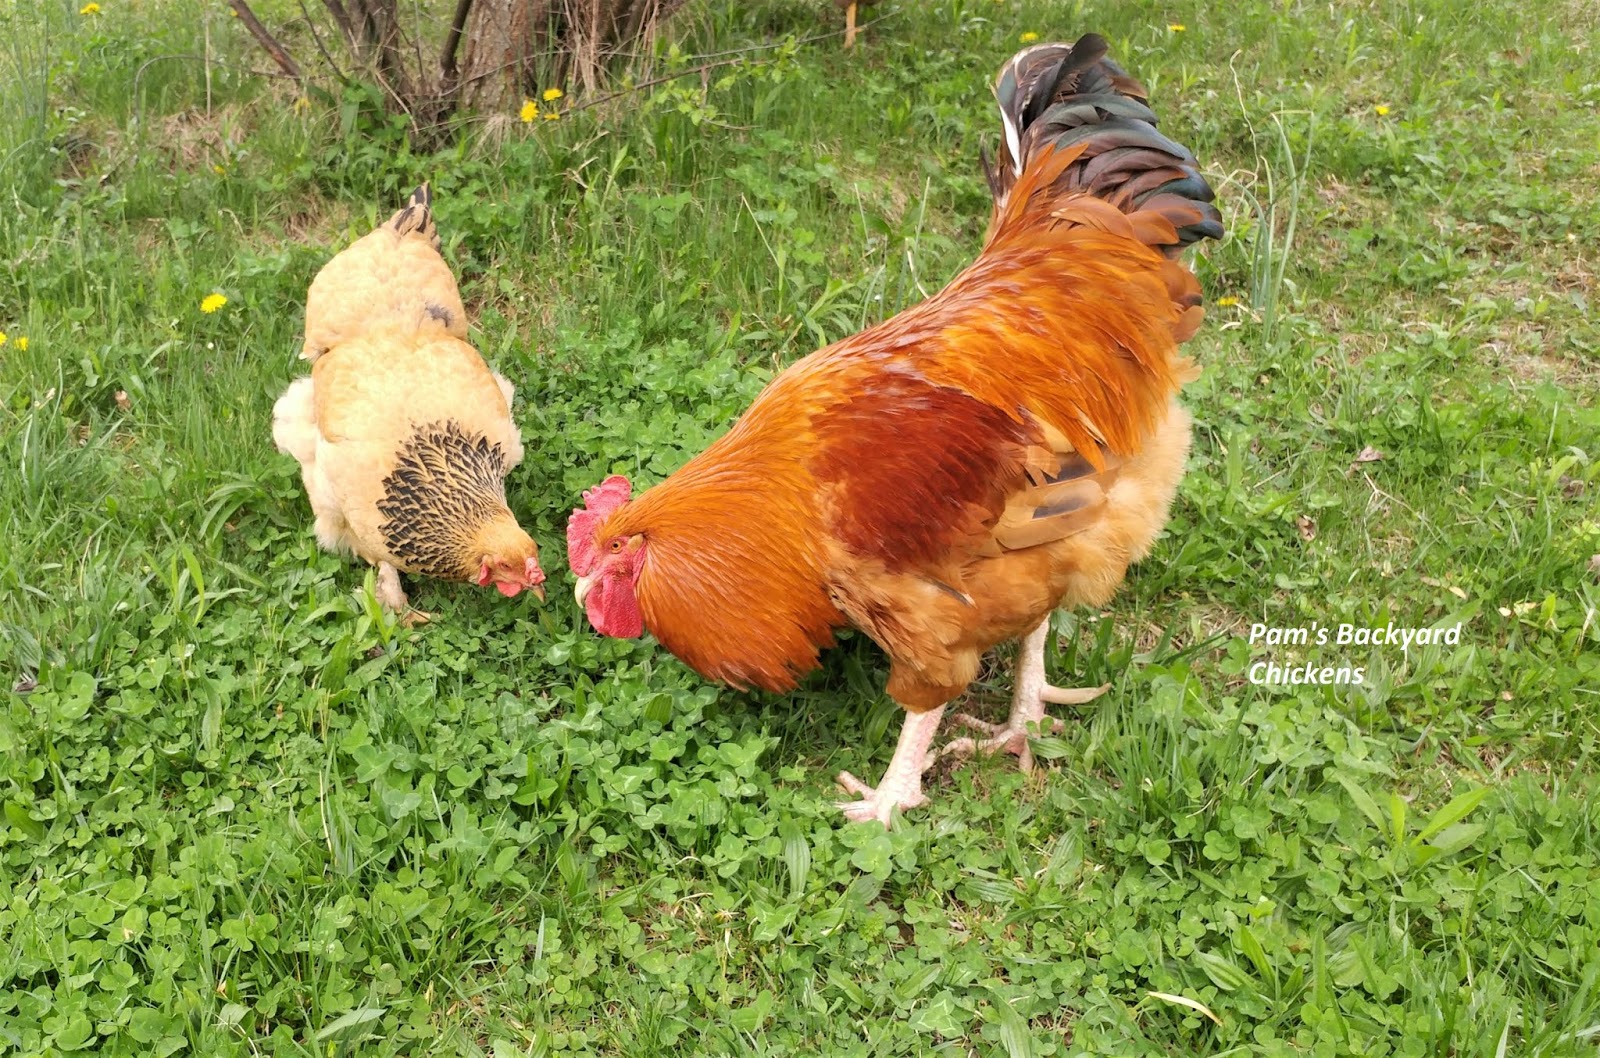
left=566, top=474, right=632, bottom=576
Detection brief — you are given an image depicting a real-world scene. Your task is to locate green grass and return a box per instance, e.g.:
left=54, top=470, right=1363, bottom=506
left=2, top=0, right=1599, bottom=1053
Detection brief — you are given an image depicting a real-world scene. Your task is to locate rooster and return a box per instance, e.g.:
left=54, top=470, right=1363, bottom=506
left=567, top=35, right=1222, bottom=825
left=273, top=185, right=546, bottom=623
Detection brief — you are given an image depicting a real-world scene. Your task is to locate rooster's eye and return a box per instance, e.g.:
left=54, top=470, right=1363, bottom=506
left=609, top=539, right=623, bottom=553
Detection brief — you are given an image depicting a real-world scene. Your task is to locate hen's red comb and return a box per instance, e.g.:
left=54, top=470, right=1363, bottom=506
left=566, top=474, right=632, bottom=576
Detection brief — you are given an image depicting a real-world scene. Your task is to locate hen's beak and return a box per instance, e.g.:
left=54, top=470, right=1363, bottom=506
left=480, top=558, right=548, bottom=602
left=525, top=556, right=547, bottom=602
left=574, top=574, right=595, bottom=610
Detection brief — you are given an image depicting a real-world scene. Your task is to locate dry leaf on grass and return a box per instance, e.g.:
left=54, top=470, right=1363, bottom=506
left=1346, top=445, right=1386, bottom=476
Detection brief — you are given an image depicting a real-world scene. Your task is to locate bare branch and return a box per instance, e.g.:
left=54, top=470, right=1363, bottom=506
left=322, top=0, right=360, bottom=48
left=297, top=0, right=351, bottom=83
left=440, top=0, right=475, bottom=84
left=228, top=0, right=303, bottom=80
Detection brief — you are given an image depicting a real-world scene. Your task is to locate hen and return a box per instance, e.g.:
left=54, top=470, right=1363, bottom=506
left=273, top=185, right=546, bottom=622
left=568, top=35, right=1222, bottom=825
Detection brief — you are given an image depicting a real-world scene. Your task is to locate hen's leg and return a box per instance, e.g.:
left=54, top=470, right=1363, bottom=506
left=843, top=1, right=858, bottom=48
left=836, top=704, right=944, bottom=827
left=375, top=562, right=431, bottom=626
left=944, top=618, right=1107, bottom=771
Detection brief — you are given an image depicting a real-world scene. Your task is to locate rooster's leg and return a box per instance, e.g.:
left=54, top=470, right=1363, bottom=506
left=943, top=618, right=1107, bottom=771
left=375, top=562, right=432, bottom=626
left=836, top=704, right=945, bottom=827
left=843, top=1, right=858, bottom=48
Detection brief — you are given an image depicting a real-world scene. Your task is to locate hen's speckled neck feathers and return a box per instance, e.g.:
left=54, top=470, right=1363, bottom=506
left=377, top=420, right=520, bottom=579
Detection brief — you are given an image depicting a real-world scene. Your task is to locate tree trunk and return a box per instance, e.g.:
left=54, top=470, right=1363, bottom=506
left=459, top=0, right=682, bottom=109
left=233, top=0, right=686, bottom=131
left=461, top=0, right=537, bottom=111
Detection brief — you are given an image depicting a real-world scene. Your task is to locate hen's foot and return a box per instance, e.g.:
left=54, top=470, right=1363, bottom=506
left=376, top=562, right=432, bottom=625
left=835, top=705, right=945, bottom=827
left=941, top=618, right=1107, bottom=772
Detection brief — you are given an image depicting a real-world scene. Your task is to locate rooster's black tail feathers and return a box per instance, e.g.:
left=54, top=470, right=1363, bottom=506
left=986, top=34, right=1223, bottom=256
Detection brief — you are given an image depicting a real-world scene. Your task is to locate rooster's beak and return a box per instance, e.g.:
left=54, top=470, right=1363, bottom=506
left=574, top=574, right=594, bottom=610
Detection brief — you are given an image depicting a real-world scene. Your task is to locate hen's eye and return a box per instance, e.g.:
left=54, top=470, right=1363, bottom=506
left=609, top=539, right=623, bottom=553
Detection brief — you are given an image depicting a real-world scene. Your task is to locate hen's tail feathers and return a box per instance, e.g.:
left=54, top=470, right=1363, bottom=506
left=386, top=183, right=441, bottom=252
left=271, top=376, right=319, bottom=465
left=984, top=33, right=1223, bottom=259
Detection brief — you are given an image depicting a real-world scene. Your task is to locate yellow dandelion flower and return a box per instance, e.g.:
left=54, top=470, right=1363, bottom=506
left=80, top=2, right=100, bottom=14
left=0, top=332, right=7, bottom=347
left=1375, top=104, right=1391, bottom=116
left=543, top=110, right=560, bottom=121
left=201, top=293, right=228, bottom=314
left=519, top=100, right=538, bottom=123
left=1168, top=23, right=1186, bottom=31
left=213, top=164, right=226, bottom=175
left=1019, top=31, right=1039, bottom=43
left=1216, top=296, right=1240, bottom=307
left=15, top=337, right=27, bottom=351
left=542, top=87, right=564, bottom=102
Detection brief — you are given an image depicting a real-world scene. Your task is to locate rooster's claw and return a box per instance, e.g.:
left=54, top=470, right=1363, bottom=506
left=836, top=769, right=926, bottom=827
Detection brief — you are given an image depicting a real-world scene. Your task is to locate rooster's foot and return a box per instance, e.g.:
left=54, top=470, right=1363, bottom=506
left=833, top=704, right=945, bottom=828
left=836, top=770, right=926, bottom=827
left=941, top=618, right=1107, bottom=772
left=939, top=710, right=1063, bottom=770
